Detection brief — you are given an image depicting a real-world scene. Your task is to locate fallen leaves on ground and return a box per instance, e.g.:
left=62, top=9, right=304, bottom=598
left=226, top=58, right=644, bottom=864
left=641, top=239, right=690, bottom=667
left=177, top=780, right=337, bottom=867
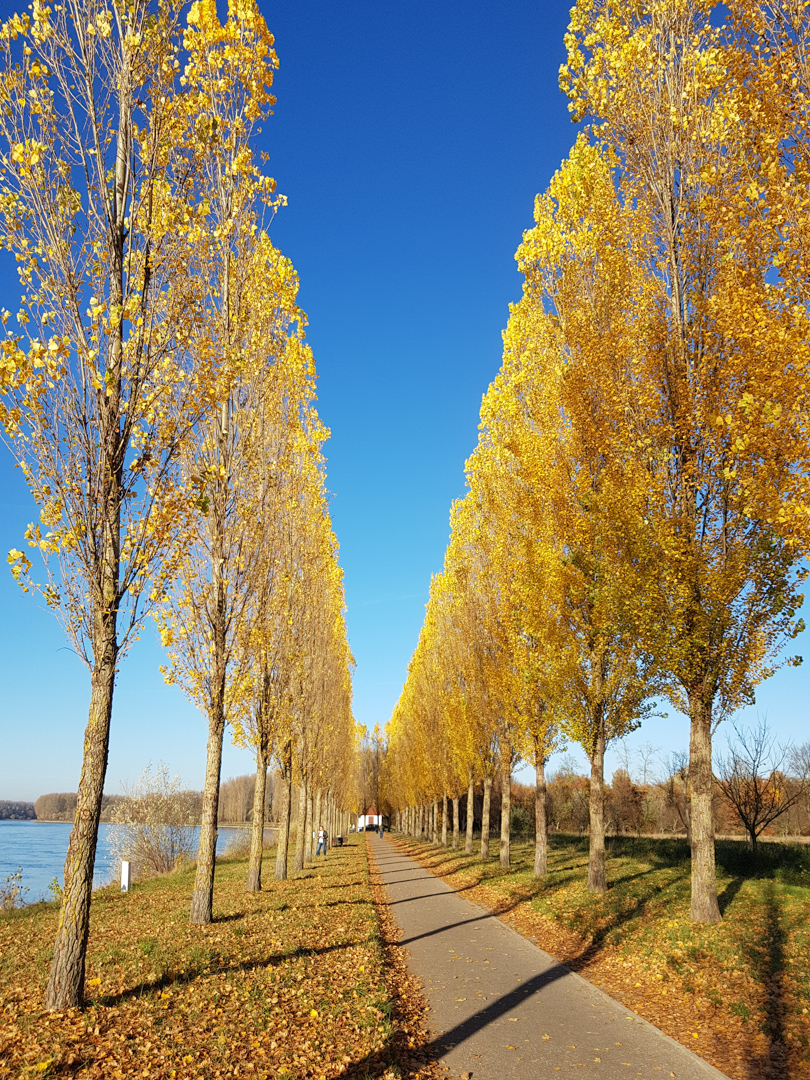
left=365, top=846, right=446, bottom=1080
left=394, top=835, right=810, bottom=1080
left=0, top=841, right=442, bottom=1079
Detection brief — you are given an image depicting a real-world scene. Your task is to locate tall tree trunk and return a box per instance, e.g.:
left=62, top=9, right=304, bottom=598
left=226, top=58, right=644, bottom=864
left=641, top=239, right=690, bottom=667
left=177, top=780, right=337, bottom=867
left=442, top=791, right=448, bottom=847
left=293, top=777, right=308, bottom=872
left=46, top=640, right=117, bottom=1010
left=465, top=772, right=475, bottom=855
left=432, top=798, right=439, bottom=844
left=587, top=723, right=607, bottom=893
left=480, top=776, right=492, bottom=861
left=190, top=389, right=230, bottom=925
left=275, top=761, right=292, bottom=881
left=534, top=751, right=548, bottom=877
left=689, top=689, right=722, bottom=922
left=499, top=757, right=511, bottom=869
left=190, top=697, right=225, bottom=923
left=452, top=796, right=460, bottom=849
left=304, top=789, right=314, bottom=865
left=312, top=788, right=323, bottom=859
left=246, top=743, right=269, bottom=892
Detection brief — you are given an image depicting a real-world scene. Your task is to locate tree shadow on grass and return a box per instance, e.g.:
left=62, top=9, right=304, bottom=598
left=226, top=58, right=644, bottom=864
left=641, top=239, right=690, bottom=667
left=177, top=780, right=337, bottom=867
left=744, top=881, right=790, bottom=1080
left=717, top=876, right=744, bottom=916
left=94, top=939, right=356, bottom=1008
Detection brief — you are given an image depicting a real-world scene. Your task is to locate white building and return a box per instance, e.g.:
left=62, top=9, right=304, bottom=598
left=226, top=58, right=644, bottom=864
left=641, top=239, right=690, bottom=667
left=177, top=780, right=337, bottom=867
left=357, top=805, right=380, bottom=830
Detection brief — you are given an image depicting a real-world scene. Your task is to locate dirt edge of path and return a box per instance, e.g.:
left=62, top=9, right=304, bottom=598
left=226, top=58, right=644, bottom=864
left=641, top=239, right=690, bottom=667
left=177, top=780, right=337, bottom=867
left=367, top=840, right=450, bottom=1080
left=389, top=836, right=794, bottom=1080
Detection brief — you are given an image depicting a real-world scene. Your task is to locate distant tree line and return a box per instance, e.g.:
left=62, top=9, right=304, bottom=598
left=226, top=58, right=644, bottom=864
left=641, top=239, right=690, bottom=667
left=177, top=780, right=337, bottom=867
left=404, top=743, right=810, bottom=852
left=31, top=774, right=275, bottom=826
left=0, top=800, right=35, bottom=820
left=33, top=794, right=127, bottom=822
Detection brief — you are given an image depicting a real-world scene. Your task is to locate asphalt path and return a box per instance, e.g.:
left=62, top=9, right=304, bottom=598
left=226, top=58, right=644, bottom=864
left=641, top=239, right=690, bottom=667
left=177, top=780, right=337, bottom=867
left=370, top=833, right=730, bottom=1080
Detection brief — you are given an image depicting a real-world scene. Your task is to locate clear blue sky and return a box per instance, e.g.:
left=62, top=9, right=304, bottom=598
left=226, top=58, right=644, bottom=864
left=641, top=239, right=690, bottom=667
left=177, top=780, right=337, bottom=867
left=0, top=0, right=807, bottom=803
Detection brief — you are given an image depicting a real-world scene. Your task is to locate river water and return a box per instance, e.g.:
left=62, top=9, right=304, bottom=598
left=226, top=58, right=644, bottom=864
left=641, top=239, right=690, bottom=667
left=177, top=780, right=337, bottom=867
left=0, top=820, right=239, bottom=903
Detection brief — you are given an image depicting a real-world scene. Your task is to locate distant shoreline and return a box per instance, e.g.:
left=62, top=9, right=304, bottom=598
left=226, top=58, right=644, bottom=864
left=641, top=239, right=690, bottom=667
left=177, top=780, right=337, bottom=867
left=0, top=819, right=266, bottom=828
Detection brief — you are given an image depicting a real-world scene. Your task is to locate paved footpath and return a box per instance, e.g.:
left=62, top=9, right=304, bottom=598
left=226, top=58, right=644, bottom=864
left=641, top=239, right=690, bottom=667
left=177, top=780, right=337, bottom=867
left=370, top=834, right=730, bottom=1080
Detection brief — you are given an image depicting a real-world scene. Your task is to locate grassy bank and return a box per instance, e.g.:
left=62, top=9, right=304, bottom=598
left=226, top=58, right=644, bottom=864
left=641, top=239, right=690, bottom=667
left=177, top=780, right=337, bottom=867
left=393, top=834, right=810, bottom=1080
left=0, top=839, right=438, bottom=1080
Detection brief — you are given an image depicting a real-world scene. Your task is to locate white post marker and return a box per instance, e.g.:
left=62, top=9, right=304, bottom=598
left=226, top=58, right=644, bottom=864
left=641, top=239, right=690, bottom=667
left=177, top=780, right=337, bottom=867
left=120, top=860, right=131, bottom=893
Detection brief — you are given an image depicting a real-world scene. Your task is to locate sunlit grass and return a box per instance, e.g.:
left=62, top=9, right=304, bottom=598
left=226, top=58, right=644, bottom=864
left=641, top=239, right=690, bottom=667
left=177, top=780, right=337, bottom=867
left=0, top=842, right=409, bottom=1079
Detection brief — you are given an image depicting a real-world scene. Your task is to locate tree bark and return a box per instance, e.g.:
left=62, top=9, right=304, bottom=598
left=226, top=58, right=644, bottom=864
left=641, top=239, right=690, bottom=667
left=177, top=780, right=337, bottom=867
left=587, top=725, right=607, bottom=893
left=480, top=775, right=492, bottom=861
left=190, top=702, right=225, bottom=923
left=534, top=752, right=548, bottom=877
left=304, top=788, right=314, bottom=865
left=46, top=644, right=117, bottom=1009
left=292, top=777, right=308, bottom=872
left=432, top=798, right=439, bottom=844
left=274, top=763, right=292, bottom=881
left=190, top=384, right=230, bottom=926
left=246, top=745, right=268, bottom=891
left=465, top=772, right=475, bottom=855
left=442, top=791, right=448, bottom=847
left=689, top=689, right=722, bottom=922
left=312, top=788, right=322, bottom=859
left=500, top=757, right=511, bottom=869
left=452, top=796, right=460, bottom=849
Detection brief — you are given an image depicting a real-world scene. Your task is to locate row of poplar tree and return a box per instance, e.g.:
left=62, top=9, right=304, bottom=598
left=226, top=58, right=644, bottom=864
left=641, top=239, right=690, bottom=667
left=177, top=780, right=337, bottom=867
left=0, top=0, right=356, bottom=1011
left=386, top=0, right=810, bottom=926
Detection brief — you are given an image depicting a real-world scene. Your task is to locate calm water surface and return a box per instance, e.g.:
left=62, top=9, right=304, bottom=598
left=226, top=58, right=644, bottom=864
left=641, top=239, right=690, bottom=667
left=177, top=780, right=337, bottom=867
left=0, top=821, right=236, bottom=903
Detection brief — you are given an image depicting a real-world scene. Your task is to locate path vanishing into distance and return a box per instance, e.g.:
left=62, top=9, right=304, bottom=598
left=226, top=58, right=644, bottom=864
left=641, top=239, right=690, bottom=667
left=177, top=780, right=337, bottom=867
left=370, top=834, right=730, bottom=1080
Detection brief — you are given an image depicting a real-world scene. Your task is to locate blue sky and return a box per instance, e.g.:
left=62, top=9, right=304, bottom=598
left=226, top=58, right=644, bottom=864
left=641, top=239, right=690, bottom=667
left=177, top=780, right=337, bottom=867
left=0, top=0, right=807, bottom=803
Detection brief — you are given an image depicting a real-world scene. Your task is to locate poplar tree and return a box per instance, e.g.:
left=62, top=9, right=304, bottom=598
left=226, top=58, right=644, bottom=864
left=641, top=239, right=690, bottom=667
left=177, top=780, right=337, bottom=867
left=155, top=0, right=282, bottom=925
left=0, top=0, right=211, bottom=1009
left=562, top=0, right=806, bottom=920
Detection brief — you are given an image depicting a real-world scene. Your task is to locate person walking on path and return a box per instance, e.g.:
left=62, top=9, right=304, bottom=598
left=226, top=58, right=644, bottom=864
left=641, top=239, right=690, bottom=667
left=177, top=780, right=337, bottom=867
left=316, top=825, right=326, bottom=856
left=369, top=832, right=730, bottom=1080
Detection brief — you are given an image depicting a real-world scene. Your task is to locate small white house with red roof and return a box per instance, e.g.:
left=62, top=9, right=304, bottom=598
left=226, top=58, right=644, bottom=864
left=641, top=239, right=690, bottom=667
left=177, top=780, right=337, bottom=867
left=357, top=805, right=380, bottom=830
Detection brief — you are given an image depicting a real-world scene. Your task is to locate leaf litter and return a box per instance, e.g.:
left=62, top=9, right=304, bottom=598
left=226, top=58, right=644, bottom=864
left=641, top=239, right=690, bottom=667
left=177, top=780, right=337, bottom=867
left=0, top=840, right=445, bottom=1079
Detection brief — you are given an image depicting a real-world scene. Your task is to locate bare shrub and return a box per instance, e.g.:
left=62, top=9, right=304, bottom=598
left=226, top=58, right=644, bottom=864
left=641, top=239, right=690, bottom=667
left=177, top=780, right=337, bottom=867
left=0, top=869, right=29, bottom=911
left=107, top=765, right=198, bottom=880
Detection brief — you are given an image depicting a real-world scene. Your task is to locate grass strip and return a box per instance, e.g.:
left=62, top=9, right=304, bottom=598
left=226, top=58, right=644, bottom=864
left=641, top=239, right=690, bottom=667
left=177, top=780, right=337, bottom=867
left=392, top=833, right=810, bottom=1080
left=0, top=839, right=437, bottom=1079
